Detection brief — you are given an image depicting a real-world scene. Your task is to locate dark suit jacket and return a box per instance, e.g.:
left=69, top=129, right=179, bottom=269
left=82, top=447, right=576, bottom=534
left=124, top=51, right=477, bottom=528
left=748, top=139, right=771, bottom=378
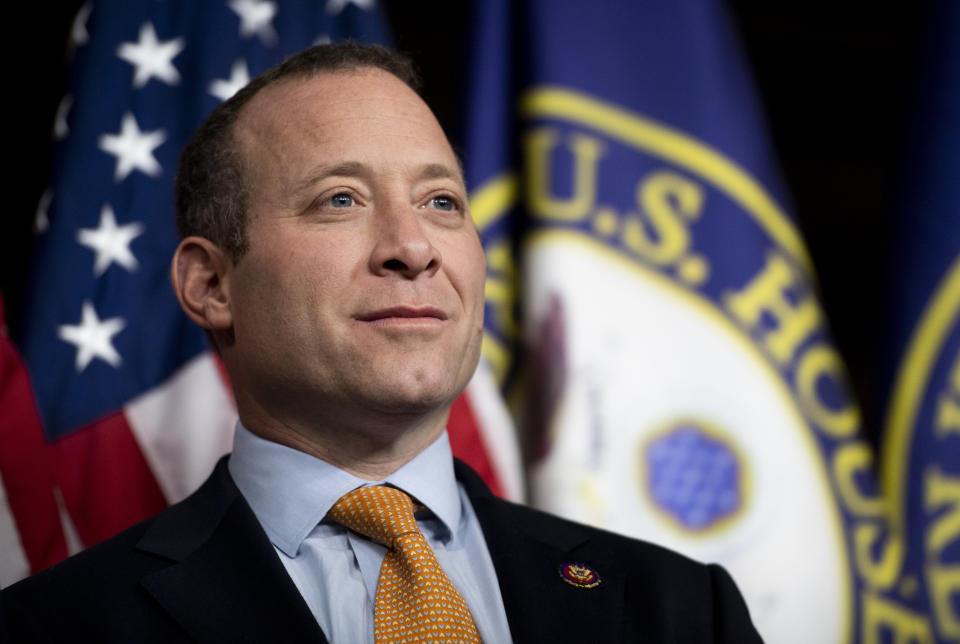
left=2, top=457, right=763, bottom=642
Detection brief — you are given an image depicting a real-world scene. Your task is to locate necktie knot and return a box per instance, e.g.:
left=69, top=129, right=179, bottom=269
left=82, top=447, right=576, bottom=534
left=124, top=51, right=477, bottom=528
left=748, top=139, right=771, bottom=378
left=327, top=484, right=482, bottom=642
left=328, top=485, right=419, bottom=548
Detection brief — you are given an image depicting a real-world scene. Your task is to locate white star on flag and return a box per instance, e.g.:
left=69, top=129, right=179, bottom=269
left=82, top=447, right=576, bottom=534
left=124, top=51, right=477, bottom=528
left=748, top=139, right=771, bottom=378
left=325, top=0, right=375, bottom=14
left=98, top=112, right=166, bottom=181
left=54, top=95, right=72, bottom=140
left=117, top=22, right=185, bottom=88
left=228, top=0, right=278, bottom=45
left=57, top=301, right=127, bottom=372
left=71, top=2, right=92, bottom=47
left=77, top=205, right=145, bottom=276
left=208, top=59, right=251, bottom=102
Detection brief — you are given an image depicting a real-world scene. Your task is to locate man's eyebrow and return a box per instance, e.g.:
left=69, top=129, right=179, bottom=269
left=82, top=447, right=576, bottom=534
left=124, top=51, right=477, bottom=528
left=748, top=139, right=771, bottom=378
left=418, top=163, right=470, bottom=194
left=291, top=160, right=466, bottom=195
left=291, top=161, right=370, bottom=194
left=419, top=163, right=462, bottom=182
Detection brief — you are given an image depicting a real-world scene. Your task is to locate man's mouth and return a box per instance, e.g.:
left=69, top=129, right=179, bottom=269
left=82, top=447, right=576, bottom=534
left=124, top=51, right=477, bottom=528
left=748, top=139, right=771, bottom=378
left=357, top=306, right=448, bottom=324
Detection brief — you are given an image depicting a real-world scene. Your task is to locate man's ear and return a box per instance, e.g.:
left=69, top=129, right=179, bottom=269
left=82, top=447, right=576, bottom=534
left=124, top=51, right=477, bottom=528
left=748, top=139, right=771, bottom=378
left=171, top=236, right=234, bottom=331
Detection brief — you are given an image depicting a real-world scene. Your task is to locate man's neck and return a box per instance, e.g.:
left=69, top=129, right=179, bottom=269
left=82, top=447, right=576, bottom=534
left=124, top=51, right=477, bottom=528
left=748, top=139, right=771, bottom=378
left=235, top=400, right=450, bottom=480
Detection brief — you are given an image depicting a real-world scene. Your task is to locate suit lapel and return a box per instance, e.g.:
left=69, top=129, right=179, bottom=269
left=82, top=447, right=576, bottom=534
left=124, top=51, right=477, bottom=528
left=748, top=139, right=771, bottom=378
left=455, top=461, right=626, bottom=643
left=137, top=459, right=325, bottom=643
left=134, top=456, right=628, bottom=642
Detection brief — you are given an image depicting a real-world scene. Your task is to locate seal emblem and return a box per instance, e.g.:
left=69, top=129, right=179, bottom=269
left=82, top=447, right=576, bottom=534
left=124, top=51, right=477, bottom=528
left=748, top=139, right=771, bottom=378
left=559, top=562, right=601, bottom=589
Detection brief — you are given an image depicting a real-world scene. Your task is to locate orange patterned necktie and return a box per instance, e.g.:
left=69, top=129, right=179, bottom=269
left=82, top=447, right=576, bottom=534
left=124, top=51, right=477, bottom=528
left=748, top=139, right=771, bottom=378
left=328, top=485, right=482, bottom=643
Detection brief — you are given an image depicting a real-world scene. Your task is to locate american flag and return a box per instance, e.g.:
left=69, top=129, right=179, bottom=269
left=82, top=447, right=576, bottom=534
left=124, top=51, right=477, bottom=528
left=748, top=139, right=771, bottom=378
left=1, top=0, right=521, bottom=587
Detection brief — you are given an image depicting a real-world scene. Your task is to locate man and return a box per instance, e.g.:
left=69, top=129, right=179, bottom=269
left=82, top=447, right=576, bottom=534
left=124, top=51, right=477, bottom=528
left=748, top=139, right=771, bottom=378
left=2, top=43, right=763, bottom=642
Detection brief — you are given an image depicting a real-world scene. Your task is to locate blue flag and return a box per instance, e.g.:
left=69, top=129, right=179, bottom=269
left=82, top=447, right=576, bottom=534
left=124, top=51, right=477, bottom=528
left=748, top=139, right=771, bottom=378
left=19, top=1, right=388, bottom=439
left=1, top=0, right=388, bottom=584
left=463, top=1, right=929, bottom=641
left=880, top=4, right=960, bottom=641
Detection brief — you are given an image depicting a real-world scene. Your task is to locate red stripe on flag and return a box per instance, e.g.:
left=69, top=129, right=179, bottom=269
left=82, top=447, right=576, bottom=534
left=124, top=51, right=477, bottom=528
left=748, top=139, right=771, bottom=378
left=0, top=298, right=69, bottom=574
left=448, top=393, right=505, bottom=497
left=54, top=411, right=168, bottom=548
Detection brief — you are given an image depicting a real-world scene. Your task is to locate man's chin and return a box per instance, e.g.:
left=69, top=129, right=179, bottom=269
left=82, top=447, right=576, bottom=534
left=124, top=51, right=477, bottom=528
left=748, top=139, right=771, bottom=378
left=352, top=373, right=467, bottom=419
left=361, top=387, right=456, bottom=417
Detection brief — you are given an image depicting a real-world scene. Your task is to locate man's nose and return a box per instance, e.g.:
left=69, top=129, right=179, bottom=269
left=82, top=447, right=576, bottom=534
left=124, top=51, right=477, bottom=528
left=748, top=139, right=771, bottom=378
left=369, top=204, right=442, bottom=279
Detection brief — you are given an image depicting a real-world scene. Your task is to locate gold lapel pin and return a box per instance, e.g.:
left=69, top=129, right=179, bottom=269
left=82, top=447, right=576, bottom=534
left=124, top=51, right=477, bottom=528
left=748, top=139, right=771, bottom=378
left=558, top=562, right=601, bottom=589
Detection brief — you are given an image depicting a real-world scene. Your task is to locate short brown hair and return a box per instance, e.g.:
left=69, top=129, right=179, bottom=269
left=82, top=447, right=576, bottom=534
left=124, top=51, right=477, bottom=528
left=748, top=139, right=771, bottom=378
left=174, top=42, right=421, bottom=260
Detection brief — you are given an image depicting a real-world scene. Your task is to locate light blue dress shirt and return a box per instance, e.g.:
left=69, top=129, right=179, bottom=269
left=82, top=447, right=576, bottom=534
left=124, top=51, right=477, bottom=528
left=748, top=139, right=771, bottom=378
left=228, top=422, right=513, bottom=643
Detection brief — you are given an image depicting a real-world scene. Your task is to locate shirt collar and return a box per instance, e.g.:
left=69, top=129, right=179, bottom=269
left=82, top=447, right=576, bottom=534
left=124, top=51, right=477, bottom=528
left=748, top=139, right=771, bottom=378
left=228, top=421, right=462, bottom=557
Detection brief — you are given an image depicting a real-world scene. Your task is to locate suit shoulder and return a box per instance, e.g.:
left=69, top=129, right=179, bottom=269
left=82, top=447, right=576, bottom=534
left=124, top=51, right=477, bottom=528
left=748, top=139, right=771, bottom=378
left=1, top=515, right=179, bottom=642
left=3, top=460, right=238, bottom=641
left=482, top=494, right=707, bottom=571
left=2, top=513, right=168, bottom=618
left=469, top=494, right=764, bottom=642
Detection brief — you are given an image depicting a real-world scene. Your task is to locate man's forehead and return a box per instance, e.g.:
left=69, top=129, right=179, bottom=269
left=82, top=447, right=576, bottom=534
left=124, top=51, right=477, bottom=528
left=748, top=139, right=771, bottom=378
left=236, top=67, right=427, bottom=136
left=231, top=67, right=466, bottom=196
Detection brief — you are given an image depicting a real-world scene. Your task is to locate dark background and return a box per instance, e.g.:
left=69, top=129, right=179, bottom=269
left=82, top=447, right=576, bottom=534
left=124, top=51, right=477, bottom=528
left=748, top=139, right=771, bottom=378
left=8, top=3, right=928, bottom=446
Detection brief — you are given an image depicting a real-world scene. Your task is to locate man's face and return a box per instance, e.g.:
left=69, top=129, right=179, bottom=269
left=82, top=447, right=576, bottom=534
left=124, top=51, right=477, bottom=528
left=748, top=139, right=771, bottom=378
left=224, top=68, right=485, bottom=431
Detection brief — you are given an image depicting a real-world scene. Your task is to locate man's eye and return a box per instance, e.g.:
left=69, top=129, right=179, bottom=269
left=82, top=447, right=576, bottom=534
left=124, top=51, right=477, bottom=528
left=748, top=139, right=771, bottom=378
left=429, top=196, right=456, bottom=211
left=326, top=193, right=354, bottom=208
